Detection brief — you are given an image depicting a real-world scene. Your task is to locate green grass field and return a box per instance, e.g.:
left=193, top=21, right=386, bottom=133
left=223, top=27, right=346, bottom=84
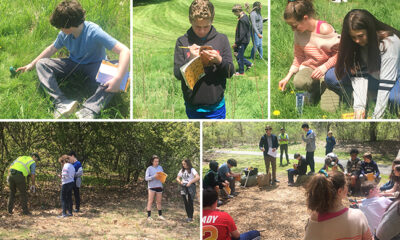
left=271, top=0, right=400, bottom=119
left=0, top=0, right=130, bottom=119
left=133, top=0, right=267, bottom=119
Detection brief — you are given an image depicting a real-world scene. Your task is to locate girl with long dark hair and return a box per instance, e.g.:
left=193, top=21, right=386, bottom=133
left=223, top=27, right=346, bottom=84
left=249, top=1, right=265, bottom=60
left=325, top=9, right=400, bottom=119
left=176, top=159, right=200, bottom=222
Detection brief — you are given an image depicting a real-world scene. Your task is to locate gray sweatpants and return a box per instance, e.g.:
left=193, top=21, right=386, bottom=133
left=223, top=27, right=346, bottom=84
left=36, top=58, right=114, bottom=114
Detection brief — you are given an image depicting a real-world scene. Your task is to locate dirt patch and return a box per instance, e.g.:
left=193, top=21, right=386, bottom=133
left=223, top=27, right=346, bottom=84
left=0, top=183, right=199, bottom=240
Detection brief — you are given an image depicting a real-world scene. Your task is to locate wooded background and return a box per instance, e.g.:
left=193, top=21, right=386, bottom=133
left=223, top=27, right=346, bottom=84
left=203, top=122, right=400, bottom=150
left=0, top=122, right=200, bottom=193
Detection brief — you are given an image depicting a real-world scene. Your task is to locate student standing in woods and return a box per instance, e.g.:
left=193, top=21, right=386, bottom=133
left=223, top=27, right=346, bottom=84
left=59, top=155, right=75, bottom=218
left=145, top=155, right=165, bottom=221
left=69, top=151, right=83, bottom=212
left=17, top=0, right=130, bottom=119
left=173, top=0, right=234, bottom=119
left=7, top=153, right=40, bottom=215
left=176, top=159, right=200, bottom=222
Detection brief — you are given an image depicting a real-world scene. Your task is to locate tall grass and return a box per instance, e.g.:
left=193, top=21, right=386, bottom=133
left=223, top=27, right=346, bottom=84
left=0, top=0, right=130, bottom=119
left=133, top=0, right=268, bottom=119
left=271, top=0, right=400, bottom=119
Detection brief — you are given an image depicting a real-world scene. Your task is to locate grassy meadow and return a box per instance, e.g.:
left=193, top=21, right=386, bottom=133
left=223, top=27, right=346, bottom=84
left=271, top=0, right=400, bottom=119
left=0, top=0, right=130, bottom=119
left=133, top=0, right=268, bottom=119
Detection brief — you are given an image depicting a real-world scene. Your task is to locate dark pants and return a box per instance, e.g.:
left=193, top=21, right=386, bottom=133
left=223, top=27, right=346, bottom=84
left=280, top=144, right=289, bottom=165
left=325, top=148, right=333, bottom=156
left=73, top=184, right=80, bottom=211
left=236, top=43, right=252, bottom=73
left=222, top=176, right=236, bottom=195
left=36, top=58, right=115, bottom=114
left=61, top=182, right=74, bottom=215
left=264, top=155, right=276, bottom=181
left=306, top=151, right=315, bottom=173
left=232, top=230, right=261, bottom=240
left=8, top=173, right=29, bottom=214
left=181, top=194, right=194, bottom=219
left=287, top=169, right=299, bottom=184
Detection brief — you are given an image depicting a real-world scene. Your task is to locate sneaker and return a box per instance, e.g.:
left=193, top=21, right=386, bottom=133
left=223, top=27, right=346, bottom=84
left=186, top=218, right=193, bottom=222
left=66, top=213, right=73, bottom=217
left=22, top=211, right=32, bottom=215
left=227, top=195, right=234, bottom=199
left=147, top=216, right=153, bottom=221
left=217, top=200, right=224, bottom=207
left=158, top=215, right=165, bottom=221
left=274, top=179, right=280, bottom=183
left=231, top=192, right=239, bottom=196
left=320, top=86, right=340, bottom=112
left=75, top=108, right=96, bottom=119
left=74, top=209, right=79, bottom=213
left=234, top=72, right=245, bottom=76
left=58, top=214, right=68, bottom=218
left=246, top=64, right=253, bottom=71
left=54, top=100, right=78, bottom=119
left=288, top=182, right=294, bottom=186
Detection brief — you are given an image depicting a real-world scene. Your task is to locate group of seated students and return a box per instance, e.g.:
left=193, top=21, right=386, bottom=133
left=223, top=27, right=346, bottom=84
left=304, top=164, right=400, bottom=240
left=203, top=159, right=241, bottom=202
left=287, top=149, right=384, bottom=191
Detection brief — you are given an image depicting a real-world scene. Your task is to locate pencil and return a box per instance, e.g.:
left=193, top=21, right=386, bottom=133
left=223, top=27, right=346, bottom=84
left=179, top=46, right=190, bottom=48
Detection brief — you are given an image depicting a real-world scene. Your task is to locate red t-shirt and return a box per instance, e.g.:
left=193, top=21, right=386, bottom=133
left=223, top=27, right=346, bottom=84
left=203, top=209, right=237, bottom=240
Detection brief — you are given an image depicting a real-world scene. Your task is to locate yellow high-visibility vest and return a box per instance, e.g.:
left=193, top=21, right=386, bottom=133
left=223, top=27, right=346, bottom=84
left=280, top=133, right=289, bottom=145
left=9, top=156, right=35, bottom=177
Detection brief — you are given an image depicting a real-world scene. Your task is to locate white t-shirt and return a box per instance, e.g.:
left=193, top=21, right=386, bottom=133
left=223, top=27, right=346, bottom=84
left=360, top=196, right=392, bottom=234
left=178, top=168, right=198, bottom=184
left=62, top=163, right=75, bottom=185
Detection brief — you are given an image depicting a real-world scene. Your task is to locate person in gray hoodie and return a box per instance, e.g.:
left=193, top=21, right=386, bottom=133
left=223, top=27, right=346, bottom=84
left=249, top=1, right=266, bottom=60
left=301, top=123, right=316, bottom=173
left=145, top=155, right=165, bottom=221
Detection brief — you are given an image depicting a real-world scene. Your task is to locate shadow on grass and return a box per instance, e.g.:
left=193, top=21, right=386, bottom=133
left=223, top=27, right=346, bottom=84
left=133, top=0, right=173, bottom=7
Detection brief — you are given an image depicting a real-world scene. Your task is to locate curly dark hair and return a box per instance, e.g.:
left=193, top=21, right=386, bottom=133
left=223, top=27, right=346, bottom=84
left=50, top=0, right=86, bottom=29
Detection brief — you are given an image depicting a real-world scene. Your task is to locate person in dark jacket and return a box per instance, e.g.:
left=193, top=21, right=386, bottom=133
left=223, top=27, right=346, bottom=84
left=325, top=131, right=336, bottom=155
left=232, top=4, right=252, bottom=75
left=360, top=152, right=381, bottom=184
left=287, top=153, right=308, bottom=186
left=259, top=125, right=279, bottom=185
left=173, top=0, right=234, bottom=119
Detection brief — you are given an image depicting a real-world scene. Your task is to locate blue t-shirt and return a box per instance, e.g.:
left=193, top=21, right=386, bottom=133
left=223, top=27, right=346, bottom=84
left=73, top=160, right=82, bottom=172
left=218, top=163, right=230, bottom=181
left=53, top=21, right=118, bottom=64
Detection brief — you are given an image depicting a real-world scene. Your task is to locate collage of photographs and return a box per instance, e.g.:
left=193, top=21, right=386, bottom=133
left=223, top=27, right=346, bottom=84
left=0, top=0, right=400, bottom=239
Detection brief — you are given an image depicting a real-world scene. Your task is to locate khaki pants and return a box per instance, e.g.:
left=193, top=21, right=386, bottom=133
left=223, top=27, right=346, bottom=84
left=8, top=173, right=29, bottom=214
left=293, top=67, right=322, bottom=103
left=264, top=155, right=276, bottom=181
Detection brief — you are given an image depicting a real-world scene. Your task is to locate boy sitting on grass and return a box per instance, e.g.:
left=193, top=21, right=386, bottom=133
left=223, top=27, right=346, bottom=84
left=174, top=0, right=234, bottom=119
left=17, top=0, right=130, bottom=119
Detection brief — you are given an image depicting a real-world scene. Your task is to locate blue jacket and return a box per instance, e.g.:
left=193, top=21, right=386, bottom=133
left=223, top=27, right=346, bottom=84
left=325, top=136, right=336, bottom=152
left=361, top=160, right=380, bottom=178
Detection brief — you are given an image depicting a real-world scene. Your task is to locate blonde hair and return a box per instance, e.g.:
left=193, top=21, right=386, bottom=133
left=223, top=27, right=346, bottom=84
left=58, top=154, right=70, bottom=164
left=189, top=0, right=215, bottom=23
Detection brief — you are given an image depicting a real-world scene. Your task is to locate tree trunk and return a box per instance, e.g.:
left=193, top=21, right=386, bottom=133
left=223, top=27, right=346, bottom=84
left=369, top=122, right=378, bottom=142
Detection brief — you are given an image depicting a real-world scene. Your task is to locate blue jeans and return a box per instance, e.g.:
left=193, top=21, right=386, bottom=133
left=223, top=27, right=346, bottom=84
left=380, top=180, right=394, bottom=191
left=232, top=230, right=261, bottom=240
left=251, top=32, right=263, bottom=59
left=236, top=43, right=252, bottom=74
left=287, top=169, right=299, bottom=183
left=185, top=104, right=226, bottom=119
left=324, top=67, right=400, bottom=112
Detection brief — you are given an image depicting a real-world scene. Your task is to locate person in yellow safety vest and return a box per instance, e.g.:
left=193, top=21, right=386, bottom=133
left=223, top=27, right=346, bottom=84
left=278, top=127, right=290, bottom=166
left=7, top=153, right=40, bottom=215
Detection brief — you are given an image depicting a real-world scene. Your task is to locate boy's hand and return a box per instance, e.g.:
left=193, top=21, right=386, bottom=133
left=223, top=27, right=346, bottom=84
left=200, top=50, right=222, bottom=65
left=104, top=77, right=122, bottom=93
left=17, top=63, right=34, bottom=73
left=189, top=44, right=200, bottom=58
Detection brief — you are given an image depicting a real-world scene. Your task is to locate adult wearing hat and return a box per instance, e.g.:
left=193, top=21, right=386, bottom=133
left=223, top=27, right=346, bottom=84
left=278, top=127, right=290, bottom=166
left=7, top=153, right=40, bottom=215
left=218, top=158, right=240, bottom=197
left=259, top=125, right=279, bottom=185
